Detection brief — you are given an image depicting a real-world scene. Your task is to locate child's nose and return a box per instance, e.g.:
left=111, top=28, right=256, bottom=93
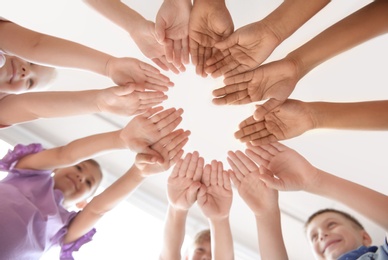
left=20, top=64, right=31, bottom=78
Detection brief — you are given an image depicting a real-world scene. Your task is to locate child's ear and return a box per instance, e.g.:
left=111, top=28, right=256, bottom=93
left=361, top=230, right=372, bottom=246
left=76, top=200, right=88, bottom=209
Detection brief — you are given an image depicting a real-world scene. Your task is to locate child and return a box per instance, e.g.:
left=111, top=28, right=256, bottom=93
left=235, top=99, right=388, bottom=145
left=0, top=106, right=189, bottom=259
left=159, top=151, right=234, bottom=260
left=0, top=19, right=173, bottom=91
left=83, top=0, right=184, bottom=73
left=242, top=141, right=388, bottom=259
left=211, top=0, right=388, bottom=119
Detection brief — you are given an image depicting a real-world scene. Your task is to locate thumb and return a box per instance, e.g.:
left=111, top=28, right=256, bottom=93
left=196, top=184, right=207, bottom=205
left=214, top=33, right=236, bottom=50
left=135, top=153, right=158, bottom=165
left=155, top=17, right=166, bottom=44
left=254, top=98, right=283, bottom=120
left=140, top=147, right=164, bottom=164
left=113, top=85, right=136, bottom=96
left=186, top=182, right=201, bottom=202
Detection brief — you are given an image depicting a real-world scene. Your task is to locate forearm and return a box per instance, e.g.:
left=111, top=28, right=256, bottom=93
left=261, top=0, right=330, bottom=43
left=0, top=21, right=111, bottom=75
left=17, top=130, right=124, bottom=170
left=308, top=169, right=388, bottom=230
left=309, top=100, right=388, bottom=130
left=159, top=205, right=188, bottom=260
left=254, top=208, right=288, bottom=260
left=64, top=165, right=145, bottom=243
left=209, top=217, right=234, bottom=260
left=286, top=0, right=388, bottom=78
left=0, top=90, right=101, bottom=125
left=83, top=0, right=146, bottom=37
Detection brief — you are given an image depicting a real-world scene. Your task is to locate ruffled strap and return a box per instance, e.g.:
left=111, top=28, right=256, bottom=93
left=0, top=143, right=44, bottom=171
left=59, top=228, right=97, bottom=260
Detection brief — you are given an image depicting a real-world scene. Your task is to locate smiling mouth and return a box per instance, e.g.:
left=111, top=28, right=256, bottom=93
left=322, top=240, right=340, bottom=254
left=67, top=176, right=78, bottom=190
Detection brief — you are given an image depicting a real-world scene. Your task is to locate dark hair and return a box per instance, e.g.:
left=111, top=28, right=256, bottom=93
left=305, top=208, right=364, bottom=231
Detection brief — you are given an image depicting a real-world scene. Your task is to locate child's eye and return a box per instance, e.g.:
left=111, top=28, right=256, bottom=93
left=86, top=180, right=92, bottom=187
left=75, top=165, right=82, bottom=171
left=328, top=222, right=337, bottom=228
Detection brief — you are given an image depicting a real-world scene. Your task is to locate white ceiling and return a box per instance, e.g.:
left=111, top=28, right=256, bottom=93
left=2, top=0, right=388, bottom=259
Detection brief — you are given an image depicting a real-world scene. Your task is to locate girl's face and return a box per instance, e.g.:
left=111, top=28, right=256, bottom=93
left=306, top=212, right=371, bottom=260
left=0, top=54, right=56, bottom=94
left=53, top=161, right=102, bottom=207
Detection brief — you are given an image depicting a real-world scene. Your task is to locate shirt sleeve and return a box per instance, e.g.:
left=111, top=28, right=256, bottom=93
left=59, top=228, right=97, bottom=260
left=0, top=143, right=44, bottom=172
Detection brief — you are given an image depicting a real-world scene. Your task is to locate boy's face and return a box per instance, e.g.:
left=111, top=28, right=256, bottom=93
left=187, top=238, right=211, bottom=260
left=53, top=161, right=102, bottom=207
left=0, top=54, right=55, bottom=94
left=306, top=212, right=371, bottom=260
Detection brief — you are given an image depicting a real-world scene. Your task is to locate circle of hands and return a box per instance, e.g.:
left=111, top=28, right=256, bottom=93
left=122, top=0, right=318, bottom=216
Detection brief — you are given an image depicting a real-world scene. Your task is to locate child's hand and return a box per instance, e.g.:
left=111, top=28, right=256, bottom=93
left=96, top=85, right=167, bottom=116
left=205, top=21, right=280, bottom=78
left=105, top=57, right=174, bottom=91
left=120, top=107, right=184, bottom=162
left=227, top=150, right=278, bottom=216
left=197, top=160, right=232, bottom=221
left=189, top=0, right=234, bottom=77
left=134, top=129, right=190, bottom=175
left=212, top=58, right=299, bottom=120
left=130, top=19, right=181, bottom=74
left=155, top=0, right=191, bottom=69
left=245, top=142, right=320, bottom=192
left=167, top=151, right=204, bottom=211
left=235, top=99, right=314, bottom=145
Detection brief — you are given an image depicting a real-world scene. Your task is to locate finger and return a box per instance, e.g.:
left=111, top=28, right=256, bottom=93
left=155, top=17, right=166, bottom=44
left=253, top=98, right=284, bottom=120
left=165, top=131, right=191, bottom=157
left=269, top=141, right=288, bottom=152
left=217, top=161, right=223, bottom=186
left=258, top=168, right=283, bottom=190
left=153, top=129, right=183, bottom=151
left=179, top=152, right=193, bottom=177
left=142, top=147, right=164, bottom=163
left=113, top=85, right=136, bottom=96
left=186, top=151, right=199, bottom=179
left=170, top=158, right=184, bottom=179
left=135, top=153, right=159, bottom=164
left=193, top=156, right=205, bottom=182
left=164, top=38, right=174, bottom=63
left=196, top=184, right=207, bottom=204
left=152, top=58, right=169, bottom=71
left=239, top=129, right=272, bottom=143
left=238, top=115, right=257, bottom=129
left=141, top=106, right=164, bottom=119
left=202, top=164, right=211, bottom=186
left=226, top=151, right=244, bottom=181
left=138, top=91, right=167, bottom=100
left=159, top=57, right=180, bottom=74
left=150, top=107, right=178, bottom=123
left=235, top=150, right=259, bottom=172
left=212, top=90, right=249, bottom=106
left=245, top=147, right=271, bottom=168
left=181, top=36, right=190, bottom=65
left=250, top=135, right=278, bottom=146
left=187, top=181, right=202, bottom=202
left=189, top=38, right=199, bottom=66
left=228, top=169, right=240, bottom=188
left=227, top=150, right=250, bottom=175
left=205, top=48, right=228, bottom=67
left=210, top=160, right=218, bottom=186
left=224, top=70, right=254, bottom=85
left=234, top=120, right=265, bottom=139
left=223, top=170, right=232, bottom=190
left=141, top=82, right=170, bottom=92
left=157, top=109, right=185, bottom=134
left=195, top=45, right=206, bottom=77
left=172, top=40, right=183, bottom=69
left=212, top=82, right=248, bottom=97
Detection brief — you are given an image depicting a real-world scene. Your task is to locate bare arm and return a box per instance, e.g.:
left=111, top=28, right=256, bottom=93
left=160, top=152, right=204, bottom=260
left=0, top=86, right=167, bottom=126
left=65, top=128, right=190, bottom=244
left=159, top=206, right=189, bottom=260
left=0, top=20, right=110, bottom=74
left=251, top=142, right=388, bottom=233
left=287, top=0, right=388, bottom=78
